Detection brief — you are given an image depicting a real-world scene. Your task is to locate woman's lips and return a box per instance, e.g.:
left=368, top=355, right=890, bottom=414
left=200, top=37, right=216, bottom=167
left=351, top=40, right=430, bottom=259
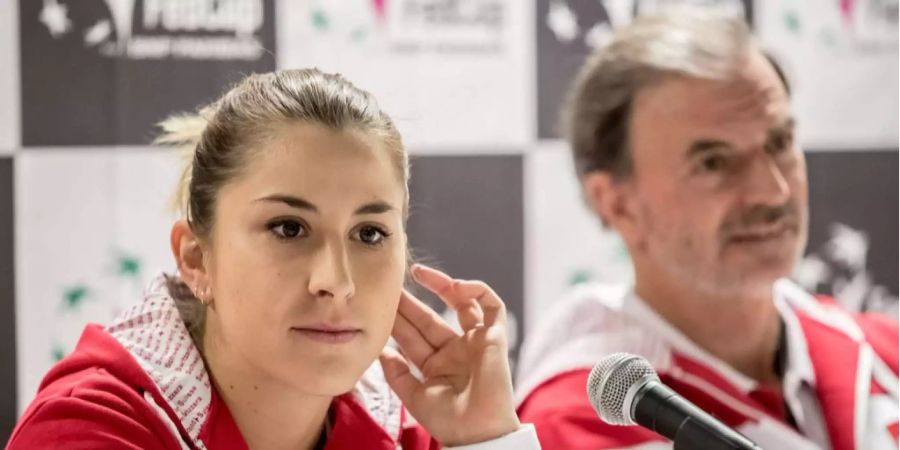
left=290, top=325, right=362, bottom=344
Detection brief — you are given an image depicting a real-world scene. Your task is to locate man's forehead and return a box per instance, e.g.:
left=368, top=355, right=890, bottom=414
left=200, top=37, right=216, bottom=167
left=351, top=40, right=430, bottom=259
left=637, top=63, right=786, bottom=119
left=629, top=57, right=792, bottom=163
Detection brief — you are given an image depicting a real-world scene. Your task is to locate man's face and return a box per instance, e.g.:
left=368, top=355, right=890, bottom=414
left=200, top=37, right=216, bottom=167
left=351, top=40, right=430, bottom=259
left=623, top=50, right=808, bottom=297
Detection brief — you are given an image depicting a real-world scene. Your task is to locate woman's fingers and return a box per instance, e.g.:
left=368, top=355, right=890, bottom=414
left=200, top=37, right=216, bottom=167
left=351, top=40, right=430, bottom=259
left=379, top=347, right=423, bottom=407
left=391, top=312, right=435, bottom=369
left=411, top=264, right=505, bottom=329
left=448, top=279, right=506, bottom=328
left=398, top=290, right=459, bottom=348
left=454, top=301, right=485, bottom=331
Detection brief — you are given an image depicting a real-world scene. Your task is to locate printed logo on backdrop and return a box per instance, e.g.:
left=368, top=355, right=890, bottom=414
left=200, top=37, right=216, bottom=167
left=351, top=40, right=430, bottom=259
left=51, top=250, right=146, bottom=362
left=796, top=223, right=898, bottom=317
left=20, top=0, right=276, bottom=146
left=39, top=0, right=266, bottom=59
left=798, top=152, right=899, bottom=318
left=563, top=238, right=631, bottom=288
left=774, top=0, right=898, bottom=51
left=536, top=0, right=753, bottom=138
left=309, top=0, right=507, bottom=54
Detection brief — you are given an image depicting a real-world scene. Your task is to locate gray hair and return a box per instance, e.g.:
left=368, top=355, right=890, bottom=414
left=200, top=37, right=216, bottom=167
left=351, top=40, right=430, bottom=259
left=565, top=8, right=755, bottom=180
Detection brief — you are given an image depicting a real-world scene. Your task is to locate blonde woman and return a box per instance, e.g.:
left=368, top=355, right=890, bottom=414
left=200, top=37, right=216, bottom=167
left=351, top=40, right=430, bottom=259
left=9, top=69, right=538, bottom=450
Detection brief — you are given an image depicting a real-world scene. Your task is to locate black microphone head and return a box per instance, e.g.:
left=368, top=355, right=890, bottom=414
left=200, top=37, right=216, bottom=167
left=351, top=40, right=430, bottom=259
left=586, top=353, right=659, bottom=426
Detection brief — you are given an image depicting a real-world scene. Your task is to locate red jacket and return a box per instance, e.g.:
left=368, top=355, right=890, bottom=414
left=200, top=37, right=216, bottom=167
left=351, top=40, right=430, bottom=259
left=8, top=324, right=439, bottom=450
left=515, top=280, right=899, bottom=450
left=8, top=275, right=538, bottom=450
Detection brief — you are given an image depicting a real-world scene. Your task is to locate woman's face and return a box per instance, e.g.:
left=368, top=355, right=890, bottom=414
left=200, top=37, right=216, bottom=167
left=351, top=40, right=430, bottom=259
left=203, top=123, right=407, bottom=395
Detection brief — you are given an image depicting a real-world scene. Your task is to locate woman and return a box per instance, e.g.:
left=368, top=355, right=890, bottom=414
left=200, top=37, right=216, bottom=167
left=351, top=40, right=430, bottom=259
left=7, top=69, right=538, bottom=449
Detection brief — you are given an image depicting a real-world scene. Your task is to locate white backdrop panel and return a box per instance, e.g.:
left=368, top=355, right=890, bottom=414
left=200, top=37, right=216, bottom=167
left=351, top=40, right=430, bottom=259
left=756, top=0, right=899, bottom=150
left=0, top=0, right=19, bottom=152
left=15, top=148, right=181, bottom=411
left=276, top=0, right=535, bottom=152
left=524, top=143, right=633, bottom=334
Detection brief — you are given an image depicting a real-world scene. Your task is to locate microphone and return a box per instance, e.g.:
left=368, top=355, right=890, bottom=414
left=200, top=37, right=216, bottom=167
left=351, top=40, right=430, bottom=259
left=586, top=353, right=763, bottom=450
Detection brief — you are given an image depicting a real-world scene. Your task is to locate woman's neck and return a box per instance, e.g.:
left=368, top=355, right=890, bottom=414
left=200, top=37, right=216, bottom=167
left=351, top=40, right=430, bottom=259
left=202, top=319, right=333, bottom=450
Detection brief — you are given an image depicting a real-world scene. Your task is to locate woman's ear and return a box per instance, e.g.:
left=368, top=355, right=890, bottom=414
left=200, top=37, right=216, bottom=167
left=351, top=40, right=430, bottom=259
left=170, top=219, right=210, bottom=294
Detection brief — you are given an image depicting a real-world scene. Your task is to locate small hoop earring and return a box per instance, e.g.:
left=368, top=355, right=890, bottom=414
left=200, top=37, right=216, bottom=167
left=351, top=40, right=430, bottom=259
left=192, top=283, right=211, bottom=306
left=200, top=286, right=213, bottom=306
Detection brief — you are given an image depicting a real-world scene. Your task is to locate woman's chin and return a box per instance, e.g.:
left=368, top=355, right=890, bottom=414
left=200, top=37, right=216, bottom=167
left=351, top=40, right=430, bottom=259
left=278, top=361, right=373, bottom=396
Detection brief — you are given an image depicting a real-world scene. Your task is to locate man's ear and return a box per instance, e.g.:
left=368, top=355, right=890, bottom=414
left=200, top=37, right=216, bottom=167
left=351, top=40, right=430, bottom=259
left=170, top=219, right=210, bottom=294
left=582, top=171, right=644, bottom=250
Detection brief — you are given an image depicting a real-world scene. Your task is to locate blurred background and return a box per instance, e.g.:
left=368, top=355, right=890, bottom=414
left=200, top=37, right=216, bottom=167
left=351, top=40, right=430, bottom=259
left=0, top=0, right=896, bottom=442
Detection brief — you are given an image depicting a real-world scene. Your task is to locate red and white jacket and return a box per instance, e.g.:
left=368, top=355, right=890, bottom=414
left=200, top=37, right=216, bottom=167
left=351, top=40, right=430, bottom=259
left=515, top=280, right=899, bottom=450
left=8, top=274, right=538, bottom=450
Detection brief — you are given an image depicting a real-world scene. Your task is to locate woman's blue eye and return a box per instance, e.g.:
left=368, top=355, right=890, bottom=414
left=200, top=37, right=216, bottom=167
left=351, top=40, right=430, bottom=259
left=269, top=220, right=305, bottom=240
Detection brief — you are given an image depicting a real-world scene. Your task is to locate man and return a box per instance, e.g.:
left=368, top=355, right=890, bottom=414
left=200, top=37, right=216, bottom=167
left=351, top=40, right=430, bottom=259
left=515, top=9, right=898, bottom=450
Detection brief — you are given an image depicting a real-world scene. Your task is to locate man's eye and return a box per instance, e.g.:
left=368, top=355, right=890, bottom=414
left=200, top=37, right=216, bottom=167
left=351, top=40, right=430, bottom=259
left=700, top=155, right=726, bottom=173
left=767, top=133, right=794, bottom=155
left=268, top=220, right=306, bottom=240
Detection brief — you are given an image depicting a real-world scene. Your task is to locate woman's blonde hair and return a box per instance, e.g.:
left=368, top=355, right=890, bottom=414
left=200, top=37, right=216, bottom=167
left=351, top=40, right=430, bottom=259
left=156, top=68, right=409, bottom=344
